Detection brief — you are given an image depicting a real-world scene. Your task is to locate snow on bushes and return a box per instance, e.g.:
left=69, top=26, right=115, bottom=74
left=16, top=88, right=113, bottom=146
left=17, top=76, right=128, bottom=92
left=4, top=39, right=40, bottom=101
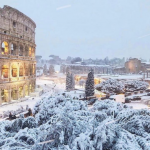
left=0, top=96, right=150, bottom=149
left=95, top=79, right=125, bottom=95
left=96, top=79, right=149, bottom=95
left=125, top=80, right=149, bottom=92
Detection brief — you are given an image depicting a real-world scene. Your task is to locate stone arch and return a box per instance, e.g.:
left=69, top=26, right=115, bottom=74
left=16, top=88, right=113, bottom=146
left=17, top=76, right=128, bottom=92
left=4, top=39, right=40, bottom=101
left=1, top=41, right=9, bottom=55
left=2, top=65, right=9, bottom=78
left=11, top=88, right=18, bottom=100
left=1, top=89, right=9, bottom=103
left=11, top=64, right=18, bottom=77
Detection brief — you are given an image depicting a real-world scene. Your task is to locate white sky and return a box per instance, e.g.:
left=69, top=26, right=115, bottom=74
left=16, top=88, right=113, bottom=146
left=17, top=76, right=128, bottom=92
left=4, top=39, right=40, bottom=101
left=1, top=0, right=150, bottom=60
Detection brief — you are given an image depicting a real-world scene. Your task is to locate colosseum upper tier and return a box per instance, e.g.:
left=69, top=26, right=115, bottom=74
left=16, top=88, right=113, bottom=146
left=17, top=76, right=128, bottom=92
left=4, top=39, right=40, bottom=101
left=0, top=5, right=36, bottom=105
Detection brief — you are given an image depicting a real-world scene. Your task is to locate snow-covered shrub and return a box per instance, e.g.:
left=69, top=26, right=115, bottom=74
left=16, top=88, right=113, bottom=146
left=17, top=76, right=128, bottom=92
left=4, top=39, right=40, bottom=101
left=95, top=79, right=125, bottom=95
left=125, top=80, right=149, bottom=92
left=1, top=96, right=150, bottom=149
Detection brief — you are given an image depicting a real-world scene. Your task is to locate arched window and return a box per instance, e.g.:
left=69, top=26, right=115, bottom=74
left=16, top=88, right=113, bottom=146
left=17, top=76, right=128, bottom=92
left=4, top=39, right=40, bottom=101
left=2, top=41, right=9, bottom=55
left=19, top=45, right=23, bottom=56
left=33, top=64, right=35, bottom=75
left=25, top=46, right=28, bottom=56
left=19, top=65, right=23, bottom=76
left=29, top=47, right=32, bottom=57
left=2, top=65, right=9, bottom=78
left=12, top=64, right=17, bottom=77
left=11, top=43, right=17, bottom=55
left=11, top=88, right=17, bottom=100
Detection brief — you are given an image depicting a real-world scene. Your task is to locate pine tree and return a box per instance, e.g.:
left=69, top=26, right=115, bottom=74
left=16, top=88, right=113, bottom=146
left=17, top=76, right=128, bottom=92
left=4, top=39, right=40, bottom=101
left=85, top=69, right=95, bottom=97
left=66, top=72, right=71, bottom=91
left=70, top=73, right=75, bottom=90
left=49, top=65, right=55, bottom=76
left=43, top=64, right=47, bottom=75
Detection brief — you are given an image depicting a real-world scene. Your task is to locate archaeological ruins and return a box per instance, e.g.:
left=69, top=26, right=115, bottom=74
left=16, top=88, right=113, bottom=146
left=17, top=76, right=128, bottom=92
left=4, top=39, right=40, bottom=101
left=0, top=5, right=36, bottom=104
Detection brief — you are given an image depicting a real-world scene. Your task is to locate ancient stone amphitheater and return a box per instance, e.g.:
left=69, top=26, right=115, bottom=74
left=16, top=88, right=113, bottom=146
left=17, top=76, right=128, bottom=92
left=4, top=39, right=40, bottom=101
left=0, top=5, right=36, bottom=104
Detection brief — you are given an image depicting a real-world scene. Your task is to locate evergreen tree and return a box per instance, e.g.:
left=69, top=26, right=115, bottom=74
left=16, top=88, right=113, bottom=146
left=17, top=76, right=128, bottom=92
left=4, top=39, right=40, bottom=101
left=49, top=65, right=55, bottom=76
left=43, top=64, right=47, bottom=75
left=85, top=69, right=95, bottom=97
left=66, top=72, right=71, bottom=91
left=70, top=73, right=75, bottom=90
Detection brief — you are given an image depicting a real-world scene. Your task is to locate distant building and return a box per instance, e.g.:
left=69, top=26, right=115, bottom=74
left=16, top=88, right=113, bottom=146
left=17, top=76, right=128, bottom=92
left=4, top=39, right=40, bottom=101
left=125, top=58, right=142, bottom=74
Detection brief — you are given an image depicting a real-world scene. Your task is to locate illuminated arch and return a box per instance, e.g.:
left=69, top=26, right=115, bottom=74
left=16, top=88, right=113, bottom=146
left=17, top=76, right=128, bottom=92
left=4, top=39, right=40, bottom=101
left=2, top=41, right=9, bottom=55
left=2, top=65, right=9, bottom=78
left=11, top=88, right=18, bottom=100
left=1, top=89, right=8, bottom=103
left=29, top=47, right=32, bottom=57
left=11, top=64, right=18, bottom=77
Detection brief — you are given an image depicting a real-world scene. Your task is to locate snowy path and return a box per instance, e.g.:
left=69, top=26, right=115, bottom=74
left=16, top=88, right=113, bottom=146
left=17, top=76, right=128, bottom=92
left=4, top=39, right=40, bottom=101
left=0, top=78, right=66, bottom=119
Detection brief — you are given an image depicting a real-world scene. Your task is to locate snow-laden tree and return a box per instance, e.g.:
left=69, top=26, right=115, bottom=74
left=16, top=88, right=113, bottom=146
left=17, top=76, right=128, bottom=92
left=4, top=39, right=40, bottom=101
left=95, top=79, right=125, bottom=95
left=66, top=72, right=75, bottom=91
left=70, top=73, right=75, bottom=90
left=125, top=80, right=149, bottom=92
left=49, top=65, right=55, bottom=76
left=1, top=97, right=150, bottom=149
left=66, top=72, right=71, bottom=91
left=85, top=69, right=95, bottom=97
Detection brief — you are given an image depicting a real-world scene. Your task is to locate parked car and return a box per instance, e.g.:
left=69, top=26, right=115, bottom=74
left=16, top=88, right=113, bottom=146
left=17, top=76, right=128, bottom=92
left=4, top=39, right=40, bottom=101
left=132, top=96, right=141, bottom=101
left=147, top=93, right=150, bottom=96
left=146, top=89, right=150, bottom=93
left=125, top=98, right=131, bottom=103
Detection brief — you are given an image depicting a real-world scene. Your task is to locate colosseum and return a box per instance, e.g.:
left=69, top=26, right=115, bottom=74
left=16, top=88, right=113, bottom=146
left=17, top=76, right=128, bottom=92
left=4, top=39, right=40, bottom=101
left=0, top=5, right=36, bottom=105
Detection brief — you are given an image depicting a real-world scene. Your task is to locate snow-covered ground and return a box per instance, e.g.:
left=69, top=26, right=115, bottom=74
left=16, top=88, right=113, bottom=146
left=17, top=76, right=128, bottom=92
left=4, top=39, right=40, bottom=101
left=0, top=76, right=150, bottom=120
left=126, top=101, right=149, bottom=109
left=0, top=78, right=66, bottom=119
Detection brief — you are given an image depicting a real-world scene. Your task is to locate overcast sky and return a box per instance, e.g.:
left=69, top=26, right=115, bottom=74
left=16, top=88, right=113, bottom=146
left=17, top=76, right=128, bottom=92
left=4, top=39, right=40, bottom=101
left=1, top=0, right=150, bottom=60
